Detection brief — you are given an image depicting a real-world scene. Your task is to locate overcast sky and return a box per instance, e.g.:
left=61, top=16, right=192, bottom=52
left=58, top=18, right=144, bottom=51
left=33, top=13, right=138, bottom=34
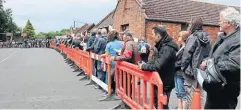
left=4, top=0, right=240, bottom=33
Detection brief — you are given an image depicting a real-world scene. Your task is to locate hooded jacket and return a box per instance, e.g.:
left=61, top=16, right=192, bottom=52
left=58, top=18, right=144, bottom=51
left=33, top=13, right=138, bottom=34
left=181, top=30, right=212, bottom=78
left=141, top=35, right=179, bottom=87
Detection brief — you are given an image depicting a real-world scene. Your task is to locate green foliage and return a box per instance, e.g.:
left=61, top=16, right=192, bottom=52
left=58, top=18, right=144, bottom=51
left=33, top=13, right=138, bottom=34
left=22, top=20, right=35, bottom=38
left=34, top=29, right=69, bottom=39
left=0, top=1, right=19, bottom=41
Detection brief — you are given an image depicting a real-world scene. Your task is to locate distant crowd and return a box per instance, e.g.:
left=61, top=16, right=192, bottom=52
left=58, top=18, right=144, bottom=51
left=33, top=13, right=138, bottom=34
left=0, top=39, right=51, bottom=48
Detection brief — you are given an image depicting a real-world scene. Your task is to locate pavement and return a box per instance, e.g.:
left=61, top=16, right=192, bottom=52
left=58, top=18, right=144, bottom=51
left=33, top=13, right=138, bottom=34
left=0, top=48, right=239, bottom=109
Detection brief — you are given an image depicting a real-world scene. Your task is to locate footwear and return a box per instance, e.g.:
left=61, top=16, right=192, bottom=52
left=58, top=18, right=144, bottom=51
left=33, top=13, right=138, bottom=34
left=100, top=91, right=108, bottom=97
left=112, top=94, right=120, bottom=100
left=95, top=85, right=100, bottom=89
left=77, top=72, right=84, bottom=76
left=72, top=69, right=79, bottom=72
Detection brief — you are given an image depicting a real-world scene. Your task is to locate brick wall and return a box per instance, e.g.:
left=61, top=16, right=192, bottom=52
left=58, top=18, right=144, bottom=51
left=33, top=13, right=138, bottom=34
left=146, top=21, right=220, bottom=46
left=146, top=21, right=181, bottom=46
left=203, top=26, right=220, bottom=45
left=113, top=0, right=145, bottom=39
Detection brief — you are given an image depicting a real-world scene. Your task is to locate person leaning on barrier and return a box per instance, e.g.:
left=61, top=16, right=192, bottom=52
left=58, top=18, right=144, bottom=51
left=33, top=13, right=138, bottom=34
left=198, top=7, right=240, bottom=109
left=111, top=31, right=139, bottom=102
left=112, top=32, right=140, bottom=64
left=85, top=28, right=98, bottom=78
left=86, top=28, right=97, bottom=52
left=138, top=26, right=179, bottom=109
left=100, top=30, right=122, bottom=98
left=95, top=28, right=108, bottom=93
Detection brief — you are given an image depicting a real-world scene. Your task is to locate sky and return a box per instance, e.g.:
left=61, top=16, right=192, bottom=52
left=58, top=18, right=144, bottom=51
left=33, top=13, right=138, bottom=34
left=3, top=0, right=240, bottom=33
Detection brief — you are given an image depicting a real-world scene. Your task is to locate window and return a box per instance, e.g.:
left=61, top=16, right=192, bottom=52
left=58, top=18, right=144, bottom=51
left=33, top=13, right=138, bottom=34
left=181, top=23, right=188, bottom=31
left=121, top=24, right=129, bottom=32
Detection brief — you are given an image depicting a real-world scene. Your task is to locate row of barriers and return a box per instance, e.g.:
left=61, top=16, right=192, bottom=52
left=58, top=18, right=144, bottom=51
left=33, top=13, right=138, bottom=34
left=50, top=43, right=200, bottom=109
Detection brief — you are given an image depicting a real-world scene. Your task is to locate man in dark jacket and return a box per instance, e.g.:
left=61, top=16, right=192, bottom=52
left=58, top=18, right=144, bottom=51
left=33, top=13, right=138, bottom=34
left=181, top=17, right=212, bottom=108
left=86, top=29, right=98, bottom=77
left=138, top=26, right=179, bottom=109
left=200, top=7, right=240, bottom=109
left=95, top=29, right=108, bottom=84
left=87, top=29, right=97, bottom=50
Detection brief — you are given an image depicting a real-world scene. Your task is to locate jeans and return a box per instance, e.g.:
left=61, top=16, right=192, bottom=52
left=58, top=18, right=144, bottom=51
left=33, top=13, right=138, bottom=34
left=174, top=75, right=186, bottom=100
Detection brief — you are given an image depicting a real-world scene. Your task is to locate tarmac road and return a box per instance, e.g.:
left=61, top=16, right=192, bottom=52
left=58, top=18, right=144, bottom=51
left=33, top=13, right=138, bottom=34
left=0, top=48, right=120, bottom=109
left=0, top=48, right=239, bottom=109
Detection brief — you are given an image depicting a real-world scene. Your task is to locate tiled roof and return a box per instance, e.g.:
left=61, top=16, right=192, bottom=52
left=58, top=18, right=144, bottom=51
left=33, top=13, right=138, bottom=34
left=143, top=0, right=240, bottom=26
left=95, top=10, right=114, bottom=29
left=75, top=24, right=89, bottom=34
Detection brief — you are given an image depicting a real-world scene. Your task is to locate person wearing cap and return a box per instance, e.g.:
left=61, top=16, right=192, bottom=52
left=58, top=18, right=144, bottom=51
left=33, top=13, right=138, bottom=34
left=138, top=26, right=179, bottom=109
left=112, top=32, right=140, bottom=64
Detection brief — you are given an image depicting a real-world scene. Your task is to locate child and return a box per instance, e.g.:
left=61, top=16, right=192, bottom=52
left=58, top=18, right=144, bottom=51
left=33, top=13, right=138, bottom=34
left=174, top=31, right=189, bottom=110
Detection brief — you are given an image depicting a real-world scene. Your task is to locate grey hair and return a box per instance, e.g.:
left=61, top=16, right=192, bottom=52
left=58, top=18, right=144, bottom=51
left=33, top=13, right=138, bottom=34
left=220, top=7, right=240, bottom=27
left=101, top=28, right=107, bottom=36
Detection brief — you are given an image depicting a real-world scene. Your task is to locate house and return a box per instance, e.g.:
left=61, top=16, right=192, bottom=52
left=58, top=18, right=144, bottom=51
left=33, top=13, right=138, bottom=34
left=86, top=23, right=95, bottom=33
left=74, top=24, right=89, bottom=37
left=94, top=10, right=114, bottom=33
left=112, top=0, right=240, bottom=45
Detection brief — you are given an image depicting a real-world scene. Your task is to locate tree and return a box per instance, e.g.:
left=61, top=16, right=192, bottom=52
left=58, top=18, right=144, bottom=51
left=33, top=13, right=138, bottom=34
left=0, top=1, right=19, bottom=41
left=34, top=29, right=69, bottom=39
left=4, top=9, right=18, bottom=34
left=22, top=20, right=35, bottom=38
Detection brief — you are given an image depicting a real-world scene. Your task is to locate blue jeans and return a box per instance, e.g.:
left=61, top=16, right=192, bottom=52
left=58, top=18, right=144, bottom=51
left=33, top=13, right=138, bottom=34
left=174, top=75, right=186, bottom=100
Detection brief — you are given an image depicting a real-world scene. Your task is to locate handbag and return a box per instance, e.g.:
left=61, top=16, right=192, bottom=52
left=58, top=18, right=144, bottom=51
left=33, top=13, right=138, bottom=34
left=196, top=58, right=227, bottom=92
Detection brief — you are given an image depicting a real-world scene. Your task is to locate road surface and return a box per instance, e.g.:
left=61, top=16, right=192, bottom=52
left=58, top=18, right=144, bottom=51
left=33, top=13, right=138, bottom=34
left=0, top=48, right=121, bottom=109
left=0, top=48, right=239, bottom=109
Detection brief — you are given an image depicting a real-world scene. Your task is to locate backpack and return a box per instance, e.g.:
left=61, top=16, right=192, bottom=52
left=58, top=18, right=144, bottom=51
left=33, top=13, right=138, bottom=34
left=139, top=42, right=149, bottom=54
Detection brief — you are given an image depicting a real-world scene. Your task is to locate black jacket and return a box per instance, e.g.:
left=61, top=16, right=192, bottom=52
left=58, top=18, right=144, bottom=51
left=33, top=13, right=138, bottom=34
left=181, top=30, right=212, bottom=77
left=141, top=36, right=178, bottom=87
left=210, top=27, right=240, bottom=96
left=175, top=46, right=185, bottom=75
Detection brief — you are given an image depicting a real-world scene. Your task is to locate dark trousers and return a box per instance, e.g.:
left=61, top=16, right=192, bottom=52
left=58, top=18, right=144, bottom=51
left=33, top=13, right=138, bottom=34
left=111, top=68, right=116, bottom=93
left=92, top=60, right=97, bottom=77
left=97, top=61, right=106, bottom=82
left=205, top=92, right=238, bottom=109
left=154, top=85, right=173, bottom=109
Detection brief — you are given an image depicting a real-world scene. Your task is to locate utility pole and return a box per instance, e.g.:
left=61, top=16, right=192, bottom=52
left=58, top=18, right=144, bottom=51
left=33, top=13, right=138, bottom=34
left=74, top=21, right=76, bottom=28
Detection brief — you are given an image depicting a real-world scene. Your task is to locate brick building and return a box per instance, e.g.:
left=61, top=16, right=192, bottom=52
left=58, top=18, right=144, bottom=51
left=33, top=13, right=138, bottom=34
left=111, top=0, right=239, bottom=45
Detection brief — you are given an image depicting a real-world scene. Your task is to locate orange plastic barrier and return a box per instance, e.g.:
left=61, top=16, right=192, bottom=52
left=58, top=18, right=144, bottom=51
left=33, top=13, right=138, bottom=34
left=89, top=52, right=112, bottom=96
left=115, top=61, right=167, bottom=109
left=51, top=44, right=169, bottom=109
left=50, top=43, right=55, bottom=48
left=78, top=50, right=92, bottom=76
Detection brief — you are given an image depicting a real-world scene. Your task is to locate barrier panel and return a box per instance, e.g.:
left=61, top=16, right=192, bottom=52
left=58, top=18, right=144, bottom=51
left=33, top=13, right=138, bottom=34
left=50, top=43, right=169, bottom=109
left=115, top=61, right=167, bottom=109
left=89, top=52, right=113, bottom=99
left=50, top=43, right=54, bottom=48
